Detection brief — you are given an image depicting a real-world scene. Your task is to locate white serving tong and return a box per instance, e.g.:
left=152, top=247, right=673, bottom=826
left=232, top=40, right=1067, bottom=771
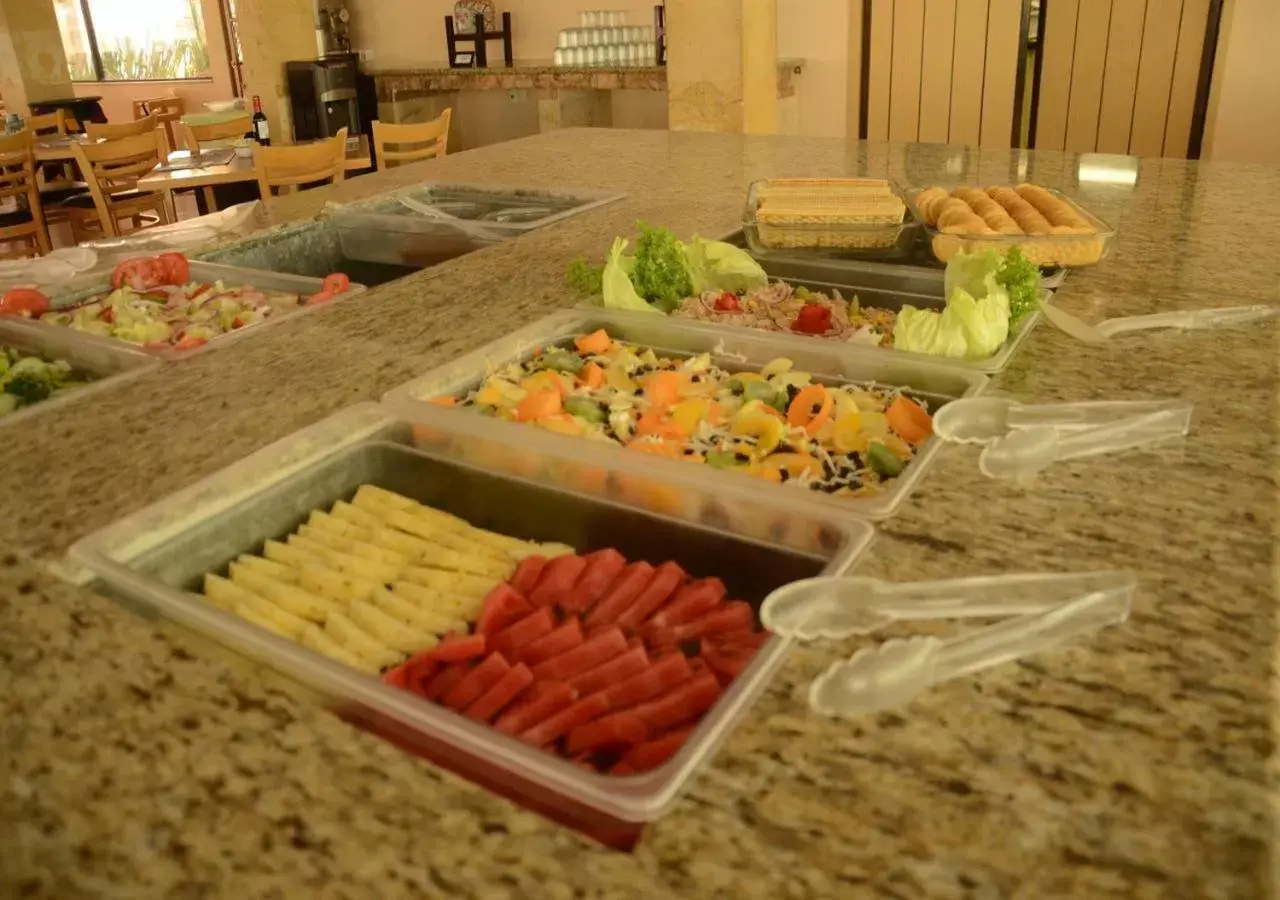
left=761, top=571, right=1136, bottom=716
left=1040, top=300, right=1279, bottom=344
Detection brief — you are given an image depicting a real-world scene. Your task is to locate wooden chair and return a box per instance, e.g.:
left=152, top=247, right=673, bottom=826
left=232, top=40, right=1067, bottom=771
left=67, top=130, right=169, bottom=240
left=254, top=128, right=347, bottom=199
left=85, top=114, right=160, bottom=142
left=25, top=111, right=70, bottom=136
left=24, top=110, right=87, bottom=213
left=0, top=130, right=52, bottom=258
left=133, top=98, right=184, bottom=154
left=371, top=110, right=451, bottom=168
left=181, top=115, right=252, bottom=152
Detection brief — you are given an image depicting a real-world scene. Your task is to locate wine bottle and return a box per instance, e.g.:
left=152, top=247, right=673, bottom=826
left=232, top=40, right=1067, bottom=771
left=251, top=95, right=271, bottom=146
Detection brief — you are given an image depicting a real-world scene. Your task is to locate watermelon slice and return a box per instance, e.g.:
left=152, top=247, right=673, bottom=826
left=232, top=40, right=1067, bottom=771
left=442, top=652, right=512, bottom=711
left=529, top=554, right=588, bottom=607
left=628, top=671, right=721, bottom=732
left=494, top=681, right=577, bottom=735
left=421, top=663, right=470, bottom=702
left=599, top=653, right=692, bottom=710
left=423, top=632, right=487, bottom=664
left=488, top=607, right=556, bottom=659
left=565, top=712, right=648, bottom=756
left=562, top=548, right=628, bottom=614
left=509, top=555, right=549, bottom=595
left=645, top=601, right=755, bottom=646
left=584, top=561, right=655, bottom=628
left=646, top=577, right=726, bottom=629
left=616, top=561, right=687, bottom=629
left=475, top=584, right=534, bottom=636
left=530, top=627, right=627, bottom=681
left=566, top=645, right=650, bottom=696
left=514, top=617, right=584, bottom=667
left=619, top=727, right=694, bottom=772
left=519, top=692, right=611, bottom=746
left=465, top=663, right=534, bottom=723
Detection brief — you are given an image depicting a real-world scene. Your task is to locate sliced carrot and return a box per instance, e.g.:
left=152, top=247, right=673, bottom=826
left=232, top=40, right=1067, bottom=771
left=579, top=361, right=605, bottom=389
left=574, top=329, right=612, bottom=356
left=515, top=388, right=562, bottom=422
left=429, top=395, right=457, bottom=407
left=787, top=385, right=834, bottom=435
left=643, top=371, right=685, bottom=408
left=885, top=395, right=933, bottom=444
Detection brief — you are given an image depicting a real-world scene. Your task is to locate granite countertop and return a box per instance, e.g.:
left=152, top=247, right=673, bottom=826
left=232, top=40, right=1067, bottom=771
left=3, top=130, right=1277, bottom=898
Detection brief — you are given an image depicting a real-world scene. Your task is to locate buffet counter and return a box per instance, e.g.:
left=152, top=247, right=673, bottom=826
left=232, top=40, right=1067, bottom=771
left=3, top=129, right=1275, bottom=899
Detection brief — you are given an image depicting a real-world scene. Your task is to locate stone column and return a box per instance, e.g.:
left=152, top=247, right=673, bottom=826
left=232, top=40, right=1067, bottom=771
left=234, top=0, right=318, bottom=144
left=665, top=0, right=777, bottom=134
left=0, top=0, right=73, bottom=112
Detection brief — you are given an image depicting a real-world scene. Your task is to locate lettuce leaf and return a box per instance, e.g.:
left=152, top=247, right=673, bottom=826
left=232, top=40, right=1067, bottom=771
left=683, top=236, right=768, bottom=294
left=894, top=286, right=1011, bottom=360
left=600, top=237, right=659, bottom=314
left=944, top=249, right=1004, bottom=302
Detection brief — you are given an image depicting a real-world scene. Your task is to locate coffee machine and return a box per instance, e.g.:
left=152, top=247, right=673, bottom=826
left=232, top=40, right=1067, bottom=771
left=314, top=0, right=352, bottom=57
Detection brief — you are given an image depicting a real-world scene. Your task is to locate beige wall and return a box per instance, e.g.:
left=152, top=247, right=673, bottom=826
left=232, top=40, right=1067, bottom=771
left=1203, top=0, right=1280, bottom=165
left=0, top=0, right=73, bottom=110
left=235, top=0, right=316, bottom=143
left=778, top=0, right=849, bottom=138
left=349, top=0, right=659, bottom=67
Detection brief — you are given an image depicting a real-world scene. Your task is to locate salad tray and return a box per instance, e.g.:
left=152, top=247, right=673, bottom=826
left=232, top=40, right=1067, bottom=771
left=0, top=316, right=159, bottom=430
left=383, top=310, right=987, bottom=521
left=34, top=260, right=367, bottom=360
left=67, top=403, right=873, bottom=842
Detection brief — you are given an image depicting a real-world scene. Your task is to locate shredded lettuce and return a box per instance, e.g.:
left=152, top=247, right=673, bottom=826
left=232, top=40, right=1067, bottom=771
left=601, top=237, right=658, bottom=314
left=683, top=236, right=768, bottom=295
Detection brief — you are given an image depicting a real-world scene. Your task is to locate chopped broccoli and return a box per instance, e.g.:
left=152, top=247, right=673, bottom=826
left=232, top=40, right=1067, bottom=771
left=996, top=247, right=1040, bottom=322
left=5, top=375, right=54, bottom=405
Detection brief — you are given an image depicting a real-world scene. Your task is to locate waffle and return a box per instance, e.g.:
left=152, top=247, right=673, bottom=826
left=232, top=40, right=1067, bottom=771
left=748, top=178, right=907, bottom=249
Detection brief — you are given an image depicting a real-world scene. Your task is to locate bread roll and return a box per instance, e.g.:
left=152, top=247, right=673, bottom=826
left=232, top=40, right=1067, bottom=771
left=1015, top=183, right=1094, bottom=232
left=936, top=197, right=993, bottom=234
left=913, top=186, right=950, bottom=225
left=953, top=187, right=1022, bottom=235
left=988, top=186, right=1052, bottom=235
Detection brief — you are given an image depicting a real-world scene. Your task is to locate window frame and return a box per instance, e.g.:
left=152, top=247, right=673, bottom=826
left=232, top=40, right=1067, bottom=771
left=66, top=0, right=214, bottom=84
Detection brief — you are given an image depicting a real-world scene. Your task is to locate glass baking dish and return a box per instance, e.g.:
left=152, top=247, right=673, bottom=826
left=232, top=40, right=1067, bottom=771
left=66, top=403, right=873, bottom=846
left=905, top=185, right=1115, bottom=268
left=32, top=260, right=367, bottom=360
left=742, top=178, right=921, bottom=258
left=0, top=316, right=159, bottom=431
left=382, top=309, right=988, bottom=520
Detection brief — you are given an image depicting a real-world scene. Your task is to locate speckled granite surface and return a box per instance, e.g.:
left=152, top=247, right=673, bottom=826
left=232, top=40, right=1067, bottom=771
left=3, top=130, right=1278, bottom=898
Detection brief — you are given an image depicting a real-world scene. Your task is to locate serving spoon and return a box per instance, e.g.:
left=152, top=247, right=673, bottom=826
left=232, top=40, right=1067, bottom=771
left=1040, top=299, right=1279, bottom=345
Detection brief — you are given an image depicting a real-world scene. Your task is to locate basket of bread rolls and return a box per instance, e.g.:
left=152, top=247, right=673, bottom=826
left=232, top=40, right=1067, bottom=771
left=909, top=184, right=1114, bottom=267
left=743, top=178, right=918, bottom=256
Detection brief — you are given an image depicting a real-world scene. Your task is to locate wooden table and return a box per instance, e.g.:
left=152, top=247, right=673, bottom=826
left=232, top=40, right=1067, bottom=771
left=35, top=134, right=373, bottom=216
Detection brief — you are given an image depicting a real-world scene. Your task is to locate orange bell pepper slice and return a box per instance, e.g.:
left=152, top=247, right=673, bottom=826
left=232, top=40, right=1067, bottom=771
left=515, top=389, right=562, bottom=422
left=786, top=384, right=834, bottom=436
left=885, top=395, right=933, bottom=444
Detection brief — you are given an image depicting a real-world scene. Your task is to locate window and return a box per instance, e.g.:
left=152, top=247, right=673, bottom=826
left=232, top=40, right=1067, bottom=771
left=54, top=0, right=212, bottom=82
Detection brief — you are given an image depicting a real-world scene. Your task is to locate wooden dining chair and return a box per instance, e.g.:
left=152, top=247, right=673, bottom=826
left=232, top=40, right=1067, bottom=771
left=24, top=109, right=87, bottom=214
left=86, top=114, right=160, bottom=142
left=67, top=130, right=169, bottom=240
left=134, top=98, right=185, bottom=154
left=371, top=109, right=451, bottom=168
left=25, top=111, right=70, bottom=136
left=0, top=130, right=52, bottom=258
left=254, top=128, right=347, bottom=199
left=181, top=115, right=252, bottom=152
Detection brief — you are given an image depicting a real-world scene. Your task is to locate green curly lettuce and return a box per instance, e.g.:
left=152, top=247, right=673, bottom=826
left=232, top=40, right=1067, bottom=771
left=995, top=246, right=1040, bottom=322
left=631, top=222, right=691, bottom=313
left=565, top=256, right=604, bottom=295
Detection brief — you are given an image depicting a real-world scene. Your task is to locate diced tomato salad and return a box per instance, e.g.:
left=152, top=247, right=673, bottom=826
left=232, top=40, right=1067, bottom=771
left=384, top=547, right=768, bottom=776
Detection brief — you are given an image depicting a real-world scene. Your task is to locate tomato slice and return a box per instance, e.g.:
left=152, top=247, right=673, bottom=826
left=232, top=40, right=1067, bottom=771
left=305, top=290, right=335, bottom=306
left=157, top=252, right=190, bottom=285
left=322, top=272, right=351, bottom=294
left=441, top=652, right=511, bottom=711
left=0, top=288, right=51, bottom=317
left=172, top=336, right=209, bottom=351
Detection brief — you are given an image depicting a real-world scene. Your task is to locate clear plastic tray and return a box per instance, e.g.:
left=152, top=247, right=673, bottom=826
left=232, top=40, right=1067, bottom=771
left=382, top=310, right=988, bottom=520
left=905, top=185, right=1115, bottom=268
left=66, top=403, right=874, bottom=837
left=0, top=316, right=159, bottom=431
left=646, top=241, right=1053, bottom=374
left=33, top=260, right=367, bottom=361
left=742, top=179, right=920, bottom=258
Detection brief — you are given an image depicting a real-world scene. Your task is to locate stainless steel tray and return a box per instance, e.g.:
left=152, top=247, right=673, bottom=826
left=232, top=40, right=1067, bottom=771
left=383, top=309, right=988, bottom=521
left=68, top=403, right=873, bottom=828
left=0, top=316, right=160, bottom=431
